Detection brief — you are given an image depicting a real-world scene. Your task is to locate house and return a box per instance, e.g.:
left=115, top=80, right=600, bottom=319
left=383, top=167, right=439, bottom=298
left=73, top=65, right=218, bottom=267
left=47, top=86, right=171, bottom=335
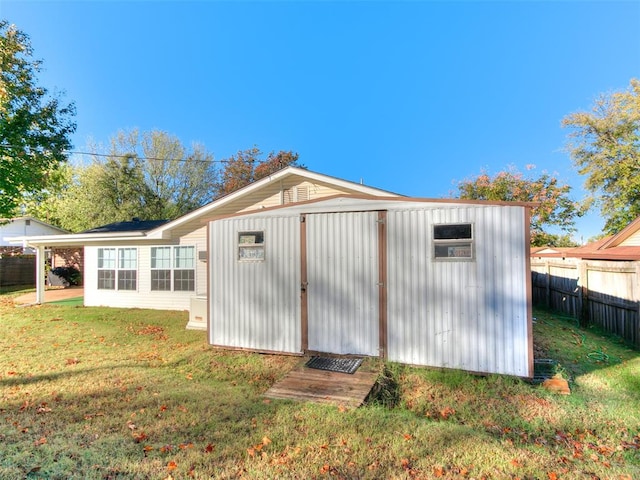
left=11, top=167, right=400, bottom=314
left=0, top=216, right=68, bottom=254
left=207, top=195, right=533, bottom=377
left=0, top=216, right=71, bottom=287
left=13, top=167, right=534, bottom=376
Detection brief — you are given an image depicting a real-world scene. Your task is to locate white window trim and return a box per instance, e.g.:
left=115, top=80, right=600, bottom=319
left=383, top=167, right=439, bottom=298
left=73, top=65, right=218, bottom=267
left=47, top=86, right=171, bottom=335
left=238, top=231, right=265, bottom=262
left=97, top=247, right=139, bottom=290
left=150, top=245, right=196, bottom=292
left=433, top=223, right=475, bottom=261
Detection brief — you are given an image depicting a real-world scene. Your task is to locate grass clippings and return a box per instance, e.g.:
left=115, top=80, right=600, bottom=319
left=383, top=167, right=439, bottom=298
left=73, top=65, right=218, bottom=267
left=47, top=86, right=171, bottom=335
left=0, top=301, right=638, bottom=479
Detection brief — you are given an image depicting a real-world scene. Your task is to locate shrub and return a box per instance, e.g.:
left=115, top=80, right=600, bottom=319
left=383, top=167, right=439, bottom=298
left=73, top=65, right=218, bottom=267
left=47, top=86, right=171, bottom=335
left=50, top=266, right=82, bottom=286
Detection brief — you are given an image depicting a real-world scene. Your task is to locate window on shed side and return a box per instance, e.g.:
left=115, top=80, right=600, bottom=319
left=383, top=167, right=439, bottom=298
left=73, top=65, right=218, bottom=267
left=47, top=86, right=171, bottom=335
left=433, top=223, right=474, bottom=260
left=238, top=231, right=265, bottom=261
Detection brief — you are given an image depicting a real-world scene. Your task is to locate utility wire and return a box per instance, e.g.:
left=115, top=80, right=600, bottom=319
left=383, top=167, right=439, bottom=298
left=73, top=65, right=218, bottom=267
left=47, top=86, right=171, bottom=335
left=0, top=143, right=236, bottom=163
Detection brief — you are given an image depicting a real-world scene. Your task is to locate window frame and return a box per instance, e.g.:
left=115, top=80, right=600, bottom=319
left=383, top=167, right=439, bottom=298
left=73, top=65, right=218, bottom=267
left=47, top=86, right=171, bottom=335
left=97, top=247, right=138, bottom=290
left=238, top=231, right=265, bottom=262
left=150, top=245, right=196, bottom=292
left=433, top=223, right=475, bottom=261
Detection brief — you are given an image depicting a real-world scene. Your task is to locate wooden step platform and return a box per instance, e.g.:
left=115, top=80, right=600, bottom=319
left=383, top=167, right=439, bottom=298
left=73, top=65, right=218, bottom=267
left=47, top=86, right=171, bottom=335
left=264, top=365, right=379, bottom=408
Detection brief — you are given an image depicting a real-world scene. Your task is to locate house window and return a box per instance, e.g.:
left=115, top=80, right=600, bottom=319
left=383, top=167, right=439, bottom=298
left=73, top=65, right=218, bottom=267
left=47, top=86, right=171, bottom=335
left=174, top=246, right=195, bottom=291
left=238, top=231, right=265, bottom=261
left=118, top=248, right=137, bottom=290
left=97, top=247, right=137, bottom=290
left=151, top=247, right=171, bottom=291
left=150, top=246, right=196, bottom=291
left=97, top=248, right=116, bottom=290
left=433, top=223, right=474, bottom=260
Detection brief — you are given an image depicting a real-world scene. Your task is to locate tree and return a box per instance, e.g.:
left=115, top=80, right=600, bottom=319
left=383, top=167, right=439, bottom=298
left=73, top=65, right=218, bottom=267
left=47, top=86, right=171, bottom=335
left=563, top=78, right=640, bottom=235
left=217, top=148, right=301, bottom=196
left=106, top=129, right=219, bottom=219
left=0, top=21, right=76, bottom=217
left=27, top=129, right=301, bottom=232
left=30, top=158, right=156, bottom=233
left=456, top=167, right=584, bottom=246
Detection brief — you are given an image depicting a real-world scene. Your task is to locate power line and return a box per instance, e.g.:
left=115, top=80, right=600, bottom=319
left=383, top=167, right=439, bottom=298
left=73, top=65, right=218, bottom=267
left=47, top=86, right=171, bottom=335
left=0, top=143, right=234, bottom=163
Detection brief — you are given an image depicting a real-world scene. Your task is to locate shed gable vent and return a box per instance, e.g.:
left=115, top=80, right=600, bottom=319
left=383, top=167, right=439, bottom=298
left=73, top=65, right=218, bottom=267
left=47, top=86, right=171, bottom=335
left=282, top=186, right=309, bottom=204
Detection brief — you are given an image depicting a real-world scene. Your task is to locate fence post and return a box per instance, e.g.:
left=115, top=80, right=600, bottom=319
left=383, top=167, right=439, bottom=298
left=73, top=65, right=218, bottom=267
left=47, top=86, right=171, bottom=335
left=578, top=260, right=589, bottom=328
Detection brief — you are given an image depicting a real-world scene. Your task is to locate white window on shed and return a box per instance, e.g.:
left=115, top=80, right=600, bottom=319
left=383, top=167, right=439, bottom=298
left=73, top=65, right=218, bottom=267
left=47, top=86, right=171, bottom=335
left=238, top=231, right=265, bottom=261
left=433, top=223, right=474, bottom=260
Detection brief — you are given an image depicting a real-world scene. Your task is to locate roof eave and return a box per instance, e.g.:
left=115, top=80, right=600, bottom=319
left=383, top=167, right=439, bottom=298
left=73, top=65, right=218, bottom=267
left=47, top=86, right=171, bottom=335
left=146, top=166, right=402, bottom=237
left=7, top=231, right=147, bottom=247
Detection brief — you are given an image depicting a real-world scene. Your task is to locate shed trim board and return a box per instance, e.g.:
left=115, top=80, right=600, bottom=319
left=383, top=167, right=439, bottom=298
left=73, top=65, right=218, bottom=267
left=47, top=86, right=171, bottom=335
left=208, top=196, right=533, bottom=378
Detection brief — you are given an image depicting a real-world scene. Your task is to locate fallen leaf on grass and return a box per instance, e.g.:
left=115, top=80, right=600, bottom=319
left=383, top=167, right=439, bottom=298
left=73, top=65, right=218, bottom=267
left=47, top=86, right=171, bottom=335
left=36, top=403, right=52, bottom=414
left=66, top=358, right=79, bottom=365
left=204, top=443, right=215, bottom=453
left=433, top=466, right=445, bottom=477
left=167, top=460, right=178, bottom=471
left=440, top=406, right=456, bottom=419
left=34, top=437, right=47, bottom=446
left=133, top=432, right=148, bottom=443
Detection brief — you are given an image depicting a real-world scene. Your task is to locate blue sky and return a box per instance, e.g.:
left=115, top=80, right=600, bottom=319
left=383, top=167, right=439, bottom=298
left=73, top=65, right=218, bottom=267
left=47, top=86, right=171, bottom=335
left=2, top=1, right=639, bottom=240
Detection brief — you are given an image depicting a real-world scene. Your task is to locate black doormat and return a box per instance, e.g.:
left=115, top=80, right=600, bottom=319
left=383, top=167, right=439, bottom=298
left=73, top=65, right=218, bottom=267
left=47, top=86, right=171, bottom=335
left=305, top=356, right=363, bottom=374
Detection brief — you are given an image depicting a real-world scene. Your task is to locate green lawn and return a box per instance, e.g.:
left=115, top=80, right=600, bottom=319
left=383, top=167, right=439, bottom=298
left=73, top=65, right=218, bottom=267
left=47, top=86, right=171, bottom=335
left=0, top=294, right=638, bottom=479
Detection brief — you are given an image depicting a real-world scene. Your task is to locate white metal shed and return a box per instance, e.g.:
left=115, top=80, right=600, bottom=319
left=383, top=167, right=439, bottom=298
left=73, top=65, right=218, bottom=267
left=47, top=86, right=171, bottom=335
left=207, top=195, right=533, bottom=377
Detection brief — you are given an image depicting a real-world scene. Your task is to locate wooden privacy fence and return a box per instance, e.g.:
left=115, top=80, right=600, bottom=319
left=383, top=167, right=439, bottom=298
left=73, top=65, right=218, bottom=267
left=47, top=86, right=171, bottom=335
left=0, top=256, right=36, bottom=287
left=531, top=258, right=640, bottom=348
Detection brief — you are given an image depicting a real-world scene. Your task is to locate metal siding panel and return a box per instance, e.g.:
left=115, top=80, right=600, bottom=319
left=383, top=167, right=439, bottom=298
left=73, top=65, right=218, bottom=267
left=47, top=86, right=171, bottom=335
left=387, top=206, right=530, bottom=376
left=307, top=212, right=379, bottom=356
left=209, top=216, right=300, bottom=353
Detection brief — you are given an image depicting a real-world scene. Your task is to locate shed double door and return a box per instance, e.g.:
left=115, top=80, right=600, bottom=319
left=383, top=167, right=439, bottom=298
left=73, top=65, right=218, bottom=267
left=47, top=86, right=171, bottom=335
left=302, top=211, right=385, bottom=357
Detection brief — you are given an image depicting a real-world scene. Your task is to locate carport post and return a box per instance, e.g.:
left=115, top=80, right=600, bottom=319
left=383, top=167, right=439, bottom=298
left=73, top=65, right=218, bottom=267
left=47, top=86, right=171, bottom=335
left=35, top=245, right=46, bottom=304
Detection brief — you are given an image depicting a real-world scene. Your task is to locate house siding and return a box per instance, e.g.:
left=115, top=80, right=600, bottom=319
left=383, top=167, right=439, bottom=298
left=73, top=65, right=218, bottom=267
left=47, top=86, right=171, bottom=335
left=620, top=229, right=640, bottom=247
left=84, top=242, right=202, bottom=311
